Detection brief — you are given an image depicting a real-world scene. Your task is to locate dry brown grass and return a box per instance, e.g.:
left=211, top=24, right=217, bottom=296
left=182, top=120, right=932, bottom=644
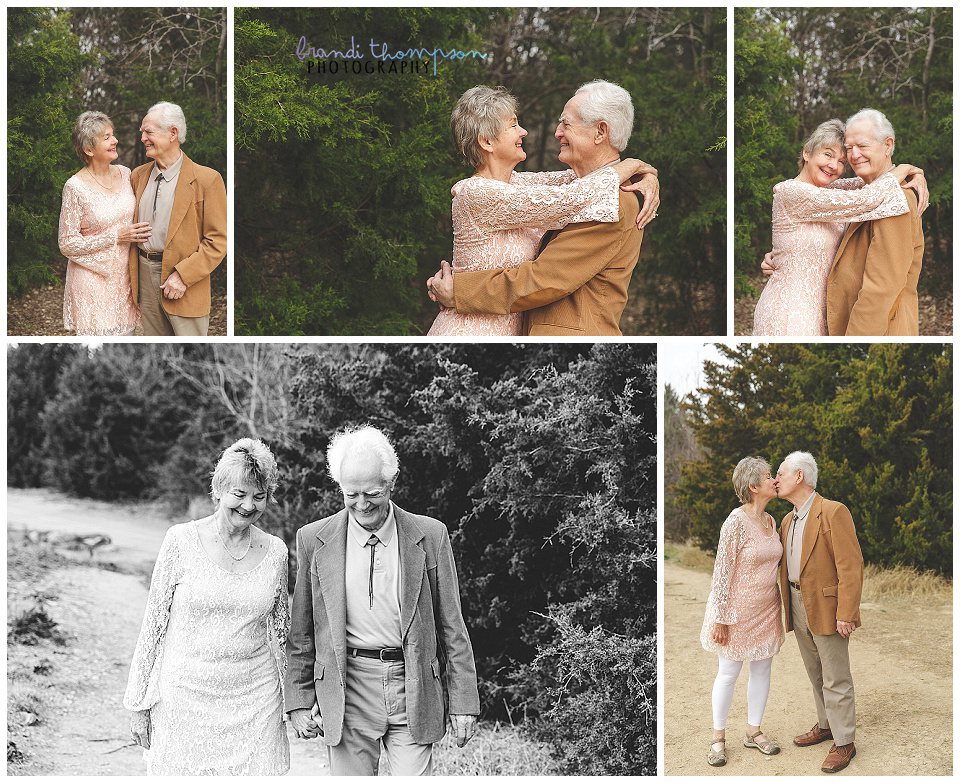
left=663, top=541, right=716, bottom=574
left=862, top=563, right=951, bottom=605
left=431, top=721, right=558, bottom=775
left=667, top=541, right=951, bottom=605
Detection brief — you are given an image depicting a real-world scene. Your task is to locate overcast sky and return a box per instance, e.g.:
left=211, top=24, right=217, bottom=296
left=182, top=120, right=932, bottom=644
left=658, top=341, right=725, bottom=399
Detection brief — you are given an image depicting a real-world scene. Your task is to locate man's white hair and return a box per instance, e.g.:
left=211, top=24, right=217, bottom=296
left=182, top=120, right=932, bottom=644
left=782, top=450, right=818, bottom=490
left=326, top=425, right=399, bottom=487
left=148, top=101, right=187, bottom=143
left=846, top=107, right=895, bottom=154
left=574, top=79, right=634, bottom=152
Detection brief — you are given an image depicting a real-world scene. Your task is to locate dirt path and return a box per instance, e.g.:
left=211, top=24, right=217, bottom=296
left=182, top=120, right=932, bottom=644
left=663, top=560, right=952, bottom=776
left=734, top=272, right=953, bottom=336
left=6, top=489, right=330, bottom=775
left=7, top=271, right=227, bottom=336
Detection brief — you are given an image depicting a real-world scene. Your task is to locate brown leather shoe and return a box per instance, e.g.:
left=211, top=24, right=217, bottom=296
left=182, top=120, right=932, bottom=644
left=821, top=743, right=856, bottom=773
left=794, top=723, right=833, bottom=746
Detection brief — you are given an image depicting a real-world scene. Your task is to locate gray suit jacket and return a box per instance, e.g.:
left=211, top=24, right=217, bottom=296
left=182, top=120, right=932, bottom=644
left=284, top=504, right=480, bottom=745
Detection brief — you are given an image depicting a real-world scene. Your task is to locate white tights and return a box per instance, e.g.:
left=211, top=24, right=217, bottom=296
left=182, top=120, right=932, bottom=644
left=712, top=655, right=773, bottom=730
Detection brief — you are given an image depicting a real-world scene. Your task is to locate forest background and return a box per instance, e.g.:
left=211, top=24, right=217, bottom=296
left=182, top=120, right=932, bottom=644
left=7, top=342, right=657, bottom=775
left=8, top=7, right=227, bottom=328
left=234, top=8, right=726, bottom=336
left=735, top=8, right=953, bottom=328
left=664, top=343, right=952, bottom=576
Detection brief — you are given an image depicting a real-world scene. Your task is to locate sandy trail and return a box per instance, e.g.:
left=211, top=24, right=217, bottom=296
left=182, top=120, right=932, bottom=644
left=663, top=560, right=952, bottom=776
left=7, top=488, right=332, bottom=775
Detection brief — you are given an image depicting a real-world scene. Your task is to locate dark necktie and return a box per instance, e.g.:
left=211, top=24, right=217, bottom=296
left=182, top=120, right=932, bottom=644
left=152, top=172, right=165, bottom=218
left=366, top=534, right=380, bottom=609
left=790, top=512, right=800, bottom=556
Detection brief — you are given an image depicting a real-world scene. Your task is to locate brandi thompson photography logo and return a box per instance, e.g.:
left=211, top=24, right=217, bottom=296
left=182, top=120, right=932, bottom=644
left=295, top=35, right=488, bottom=76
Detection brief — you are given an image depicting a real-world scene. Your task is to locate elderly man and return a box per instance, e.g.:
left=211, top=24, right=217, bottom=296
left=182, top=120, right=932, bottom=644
left=285, top=426, right=480, bottom=775
left=763, top=108, right=923, bottom=336
left=775, top=451, right=864, bottom=774
left=427, top=79, right=659, bottom=336
left=128, top=101, right=226, bottom=336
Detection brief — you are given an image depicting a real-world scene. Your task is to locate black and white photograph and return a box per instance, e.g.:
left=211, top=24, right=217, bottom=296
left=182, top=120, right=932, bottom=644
left=7, top=342, right=656, bottom=775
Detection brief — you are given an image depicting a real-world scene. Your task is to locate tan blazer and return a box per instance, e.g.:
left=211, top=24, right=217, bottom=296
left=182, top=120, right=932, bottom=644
left=825, top=189, right=922, bottom=336
left=128, top=154, right=227, bottom=318
left=453, top=190, right=643, bottom=336
left=779, top=494, right=864, bottom=636
left=284, top=505, right=480, bottom=746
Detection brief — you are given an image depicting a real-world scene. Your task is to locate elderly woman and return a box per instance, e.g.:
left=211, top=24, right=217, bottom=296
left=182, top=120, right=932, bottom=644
left=124, top=438, right=290, bottom=774
left=58, top=111, right=150, bottom=335
left=754, top=115, right=927, bottom=336
left=700, top=457, right=784, bottom=767
left=426, top=84, right=655, bottom=336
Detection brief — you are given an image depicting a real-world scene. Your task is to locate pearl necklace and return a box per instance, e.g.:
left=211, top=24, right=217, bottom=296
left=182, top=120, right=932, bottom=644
left=216, top=523, right=251, bottom=561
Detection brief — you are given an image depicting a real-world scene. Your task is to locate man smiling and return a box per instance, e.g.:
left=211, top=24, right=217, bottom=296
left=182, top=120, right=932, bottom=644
left=128, top=101, right=226, bottom=336
left=825, top=108, right=924, bottom=336
left=427, top=80, right=659, bottom=336
left=285, top=426, right=480, bottom=775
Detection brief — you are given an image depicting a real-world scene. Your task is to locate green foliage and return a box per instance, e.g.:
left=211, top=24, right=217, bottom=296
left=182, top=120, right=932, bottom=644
left=734, top=9, right=953, bottom=295
left=7, top=343, right=83, bottom=487
left=526, top=610, right=655, bottom=774
left=7, top=9, right=91, bottom=294
left=235, top=9, right=726, bottom=335
left=676, top=344, right=952, bottom=574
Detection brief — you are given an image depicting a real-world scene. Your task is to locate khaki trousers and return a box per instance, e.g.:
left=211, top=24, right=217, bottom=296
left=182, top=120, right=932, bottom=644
left=328, top=655, right=433, bottom=776
left=790, top=586, right=856, bottom=744
left=138, top=256, right=209, bottom=336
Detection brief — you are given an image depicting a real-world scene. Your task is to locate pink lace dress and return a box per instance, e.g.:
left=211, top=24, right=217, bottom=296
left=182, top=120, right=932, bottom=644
left=427, top=168, right=621, bottom=336
left=58, top=165, right=139, bottom=336
left=123, top=521, right=290, bottom=775
left=700, top=508, right=784, bottom=661
left=753, top=173, right=909, bottom=336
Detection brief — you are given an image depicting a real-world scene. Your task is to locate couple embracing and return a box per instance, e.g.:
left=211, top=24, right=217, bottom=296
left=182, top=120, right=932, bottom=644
left=701, top=452, right=863, bottom=774
left=425, top=79, right=659, bottom=336
left=58, top=101, right=225, bottom=337
left=754, top=108, right=928, bottom=337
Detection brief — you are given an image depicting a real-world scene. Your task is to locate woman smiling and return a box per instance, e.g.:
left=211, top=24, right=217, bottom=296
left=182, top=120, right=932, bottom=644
left=124, top=438, right=290, bottom=774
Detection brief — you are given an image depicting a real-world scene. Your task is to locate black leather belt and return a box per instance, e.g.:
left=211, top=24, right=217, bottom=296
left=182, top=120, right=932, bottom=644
left=789, top=580, right=801, bottom=591
left=348, top=646, right=404, bottom=661
left=138, top=248, right=163, bottom=262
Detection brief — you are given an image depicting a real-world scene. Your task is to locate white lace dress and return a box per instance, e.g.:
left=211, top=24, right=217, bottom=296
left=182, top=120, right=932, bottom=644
left=700, top=509, right=784, bottom=662
left=57, top=165, right=140, bottom=336
left=123, top=521, right=290, bottom=775
left=753, top=173, right=909, bottom=336
left=427, top=168, right=621, bottom=336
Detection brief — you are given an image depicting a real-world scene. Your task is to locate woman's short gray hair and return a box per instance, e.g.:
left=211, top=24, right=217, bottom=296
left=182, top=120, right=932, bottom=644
left=781, top=450, right=818, bottom=489
left=732, top=456, right=772, bottom=504
left=797, top=118, right=846, bottom=173
left=846, top=107, right=895, bottom=154
left=450, top=86, right=518, bottom=171
left=71, top=111, right=112, bottom=165
left=210, top=437, right=280, bottom=502
left=148, top=101, right=188, bottom=143
left=574, top=80, right=634, bottom=152
left=327, top=425, right=399, bottom=487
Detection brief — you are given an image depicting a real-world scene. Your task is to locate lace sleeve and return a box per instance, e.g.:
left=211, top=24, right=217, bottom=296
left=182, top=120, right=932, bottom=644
left=57, top=180, right=121, bottom=274
left=777, top=173, right=909, bottom=224
left=268, top=540, right=290, bottom=691
left=509, top=169, right=578, bottom=187
left=123, top=526, right=182, bottom=712
left=706, top=513, right=745, bottom=625
left=459, top=166, right=621, bottom=232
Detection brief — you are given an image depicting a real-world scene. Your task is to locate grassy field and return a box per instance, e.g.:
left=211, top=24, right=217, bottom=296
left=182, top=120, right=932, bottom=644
left=665, top=540, right=952, bottom=601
